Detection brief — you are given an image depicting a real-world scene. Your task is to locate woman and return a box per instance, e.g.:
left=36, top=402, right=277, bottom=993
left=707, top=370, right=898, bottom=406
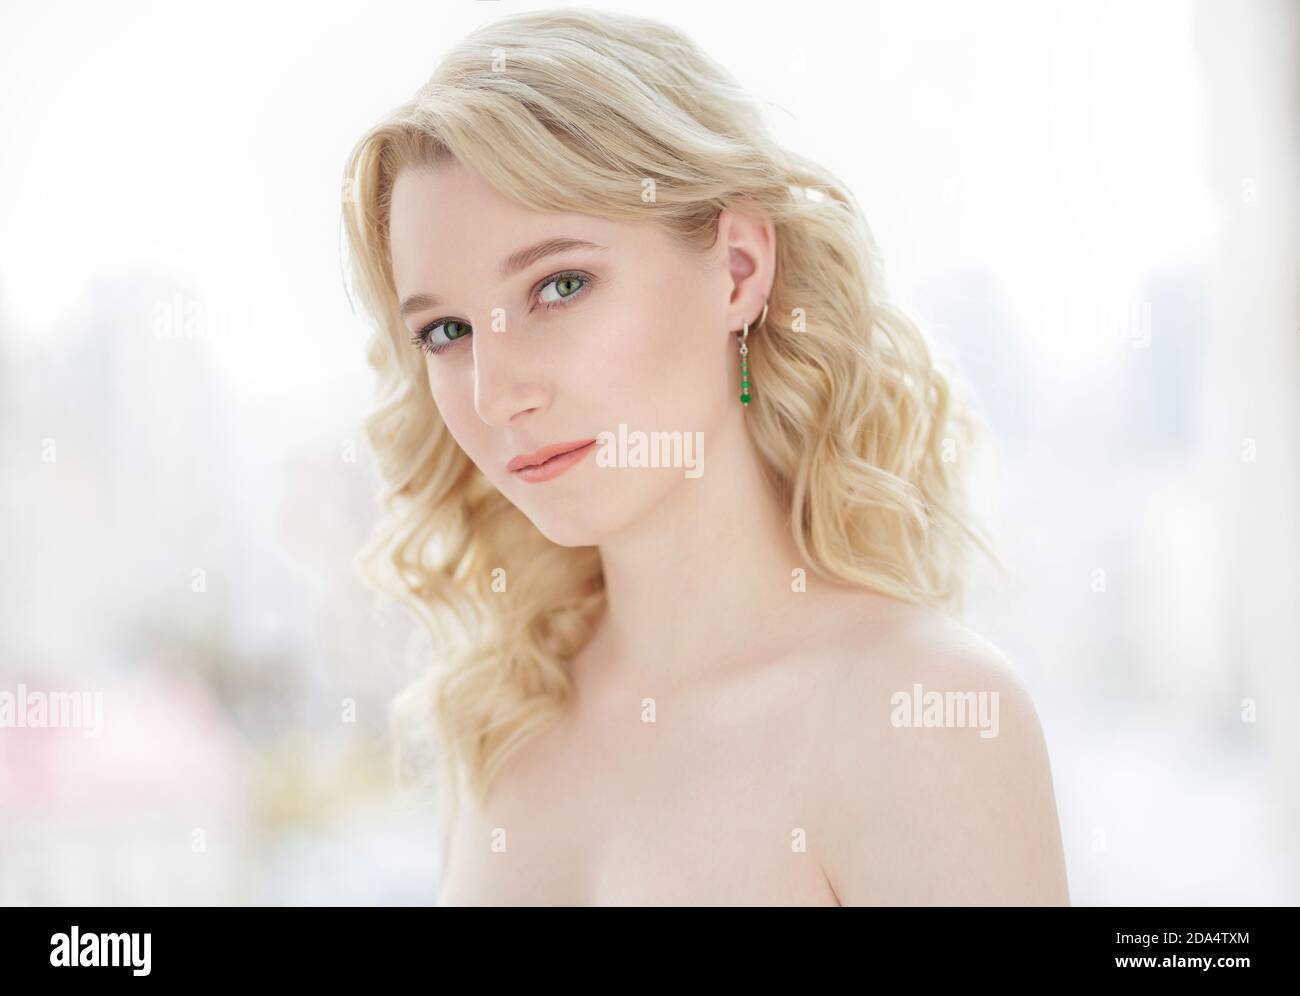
left=340, top=7, right=1069, bottom=906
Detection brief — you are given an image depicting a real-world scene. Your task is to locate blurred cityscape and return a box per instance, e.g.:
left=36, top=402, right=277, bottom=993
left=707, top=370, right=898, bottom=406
left=0, top=271, right=441, bottom=903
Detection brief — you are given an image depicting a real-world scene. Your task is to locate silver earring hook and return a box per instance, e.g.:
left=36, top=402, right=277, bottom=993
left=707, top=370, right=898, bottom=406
left=737, top=300, right=768, bottom=345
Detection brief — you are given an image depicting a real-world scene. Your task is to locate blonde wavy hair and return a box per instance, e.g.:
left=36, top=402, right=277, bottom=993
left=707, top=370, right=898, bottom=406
left=339, top=8, right=1000, bottom=856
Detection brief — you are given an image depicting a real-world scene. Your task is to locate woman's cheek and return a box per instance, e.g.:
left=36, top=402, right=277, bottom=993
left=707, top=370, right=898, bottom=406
left=428, top=378, right=486, bottom=463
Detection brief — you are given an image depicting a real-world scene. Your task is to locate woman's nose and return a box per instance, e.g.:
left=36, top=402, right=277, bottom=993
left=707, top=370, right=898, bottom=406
left=471, top=325, right=548, bottom=426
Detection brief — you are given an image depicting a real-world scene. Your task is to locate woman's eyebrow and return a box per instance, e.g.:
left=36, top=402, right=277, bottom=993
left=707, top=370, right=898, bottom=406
left=398, top=237, right=608, bottom=318
left=499, top=237, right=607, bottom=280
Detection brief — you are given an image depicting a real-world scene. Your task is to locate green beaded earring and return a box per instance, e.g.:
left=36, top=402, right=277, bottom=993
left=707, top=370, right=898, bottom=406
left=738, top=300, right=768, bottom=407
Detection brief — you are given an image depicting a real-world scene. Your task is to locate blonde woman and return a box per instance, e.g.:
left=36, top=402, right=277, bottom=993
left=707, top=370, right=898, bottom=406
left=340, top=8, right=1069, bottom=906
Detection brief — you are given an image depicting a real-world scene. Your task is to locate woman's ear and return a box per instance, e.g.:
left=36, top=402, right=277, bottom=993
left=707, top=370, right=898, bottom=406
left=718, top=206, right=775, bottom=332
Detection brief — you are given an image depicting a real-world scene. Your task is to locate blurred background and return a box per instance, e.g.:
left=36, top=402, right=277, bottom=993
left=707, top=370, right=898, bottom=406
left=1, top=0, right=1296, bottom=904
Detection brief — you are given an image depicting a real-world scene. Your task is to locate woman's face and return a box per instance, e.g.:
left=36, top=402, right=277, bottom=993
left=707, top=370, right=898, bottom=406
left=388, top=158, right=743, bottom=546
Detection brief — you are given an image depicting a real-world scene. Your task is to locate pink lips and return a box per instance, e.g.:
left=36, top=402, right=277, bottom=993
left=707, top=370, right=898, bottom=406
left=507, top=439, right=597, bottom=483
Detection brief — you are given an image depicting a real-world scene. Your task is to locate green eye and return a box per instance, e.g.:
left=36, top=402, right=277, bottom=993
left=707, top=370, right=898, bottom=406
left=413, top=319, right=471, bottom=356
left=539, top=273, right=586, bottom=305
left=439, top=320, right=471, bottom=342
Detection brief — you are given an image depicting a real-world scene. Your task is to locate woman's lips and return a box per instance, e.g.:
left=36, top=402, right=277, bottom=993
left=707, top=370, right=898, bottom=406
left=509, top=439, right=597, bottom=483
left=506, top=438, right=597, bottom=472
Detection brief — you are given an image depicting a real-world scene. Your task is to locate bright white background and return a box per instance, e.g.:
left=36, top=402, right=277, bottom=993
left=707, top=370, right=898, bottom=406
left=1, top=0, right=1296, bottom=904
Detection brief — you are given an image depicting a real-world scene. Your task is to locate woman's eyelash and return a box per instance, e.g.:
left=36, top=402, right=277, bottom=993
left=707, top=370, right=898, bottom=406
left=411, top=270, right=595, bottom=356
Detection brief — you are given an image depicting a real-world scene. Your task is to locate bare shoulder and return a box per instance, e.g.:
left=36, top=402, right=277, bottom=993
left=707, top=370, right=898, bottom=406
left=801, top=590, right=1070, bottom=906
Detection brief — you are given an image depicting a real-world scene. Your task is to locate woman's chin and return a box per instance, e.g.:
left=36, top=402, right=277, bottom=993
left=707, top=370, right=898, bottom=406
left=532, top=520, right=602, bottom=548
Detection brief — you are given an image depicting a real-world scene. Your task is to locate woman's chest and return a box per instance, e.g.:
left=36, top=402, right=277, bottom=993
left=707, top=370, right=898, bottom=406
left=435, top=678, right=841, bottom=905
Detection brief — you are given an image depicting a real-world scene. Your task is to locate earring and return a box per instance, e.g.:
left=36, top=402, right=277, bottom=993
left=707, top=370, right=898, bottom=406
left=738, top=301, right=767, bottom=407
